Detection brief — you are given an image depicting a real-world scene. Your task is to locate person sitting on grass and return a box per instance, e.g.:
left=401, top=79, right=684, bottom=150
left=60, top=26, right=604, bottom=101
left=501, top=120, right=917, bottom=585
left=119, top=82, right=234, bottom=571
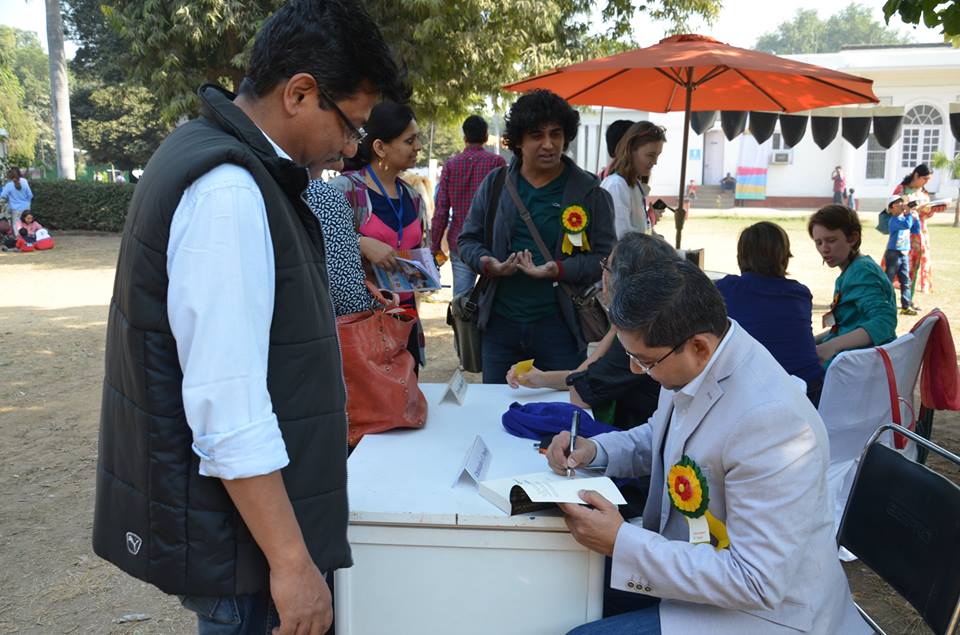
left=808, top=205, right=897, bottom=367
left=717, top=221, right=825, bottom=406
left=15, top=211, right=44, bottom=242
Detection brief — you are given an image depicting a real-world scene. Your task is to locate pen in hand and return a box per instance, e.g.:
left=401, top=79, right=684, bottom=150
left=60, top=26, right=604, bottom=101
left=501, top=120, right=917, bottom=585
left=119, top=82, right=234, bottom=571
left=567, top=410, right=580, bottom=478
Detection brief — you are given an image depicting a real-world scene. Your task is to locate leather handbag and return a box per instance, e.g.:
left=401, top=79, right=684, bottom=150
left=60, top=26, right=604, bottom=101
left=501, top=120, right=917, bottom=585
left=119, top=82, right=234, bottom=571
left=446, top=167, right=507, bottom=373
left=503, top=178, right=610, bottom=343
left=336, top=289, right=427, bottom=447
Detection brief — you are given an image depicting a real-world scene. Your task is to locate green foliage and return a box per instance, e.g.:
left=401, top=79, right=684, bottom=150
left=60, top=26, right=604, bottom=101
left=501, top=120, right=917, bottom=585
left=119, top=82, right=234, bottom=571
left=0, top=26, right=55, bottom=167
left=82, top=0, right=719, bottom=126
left=931, top=150, right=960, bottom=179
left=102, top=0, right=284, bottom=122
left=883, top=0, right=960, bottom=45
left=72, top=82, right=172, bottom=169
left=755, top=3, right=912, bottom=54
left=29, top=179, right=134, bottom=231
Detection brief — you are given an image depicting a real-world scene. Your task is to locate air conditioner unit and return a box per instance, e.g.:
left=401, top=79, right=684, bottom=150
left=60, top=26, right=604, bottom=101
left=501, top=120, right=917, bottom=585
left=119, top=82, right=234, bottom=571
left=770, top=151, right=791, bottom=165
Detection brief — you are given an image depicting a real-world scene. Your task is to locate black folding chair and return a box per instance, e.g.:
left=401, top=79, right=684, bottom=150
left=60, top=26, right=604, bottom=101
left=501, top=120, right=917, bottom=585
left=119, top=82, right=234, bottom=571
left=838, top=423, right=960, bottom=634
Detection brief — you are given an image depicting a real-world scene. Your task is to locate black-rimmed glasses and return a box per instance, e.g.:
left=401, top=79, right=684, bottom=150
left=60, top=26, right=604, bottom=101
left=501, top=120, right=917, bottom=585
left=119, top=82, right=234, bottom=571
left=624, top=340, right=686, bottom=374
left=317, top=87, right=366, bottom=145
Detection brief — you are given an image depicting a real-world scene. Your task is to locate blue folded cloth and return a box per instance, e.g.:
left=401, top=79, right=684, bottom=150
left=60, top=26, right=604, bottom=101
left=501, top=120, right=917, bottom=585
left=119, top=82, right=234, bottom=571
left=501, top=401, right=619, bottom=441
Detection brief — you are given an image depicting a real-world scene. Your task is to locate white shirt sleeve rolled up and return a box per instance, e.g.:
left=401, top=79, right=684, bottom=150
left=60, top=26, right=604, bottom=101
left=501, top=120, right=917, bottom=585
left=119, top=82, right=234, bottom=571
left=166, top=163, right=288, bottom=480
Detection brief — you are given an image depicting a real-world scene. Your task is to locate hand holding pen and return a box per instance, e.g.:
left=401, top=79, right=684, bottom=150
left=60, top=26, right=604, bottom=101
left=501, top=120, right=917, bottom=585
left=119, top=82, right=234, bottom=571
left=545, top=429, right=597, bottom=477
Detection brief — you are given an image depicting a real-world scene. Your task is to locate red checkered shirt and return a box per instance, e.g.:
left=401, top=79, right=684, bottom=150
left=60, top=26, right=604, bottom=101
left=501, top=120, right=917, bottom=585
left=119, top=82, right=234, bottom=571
left=431, top=146, right=506, bottom=255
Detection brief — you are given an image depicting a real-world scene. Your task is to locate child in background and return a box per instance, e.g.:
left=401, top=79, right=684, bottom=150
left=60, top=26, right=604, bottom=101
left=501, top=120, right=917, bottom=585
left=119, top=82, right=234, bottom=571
left=846, top=188, right=858, bottom=211
left=883, top=195, right=921, bottom=315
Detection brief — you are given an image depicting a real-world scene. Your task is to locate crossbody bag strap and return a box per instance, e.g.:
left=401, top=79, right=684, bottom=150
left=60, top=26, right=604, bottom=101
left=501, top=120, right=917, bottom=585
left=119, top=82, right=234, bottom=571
left=504, top=176, right=554, bottom=264
left=502, top=175, right=582, bottom=301
left=466, top=167, right=507, bottom=310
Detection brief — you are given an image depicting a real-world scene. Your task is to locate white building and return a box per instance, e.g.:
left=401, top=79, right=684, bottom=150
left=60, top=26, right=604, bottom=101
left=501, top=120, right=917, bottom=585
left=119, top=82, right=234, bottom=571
left=570, top=43, right=960, bottom=208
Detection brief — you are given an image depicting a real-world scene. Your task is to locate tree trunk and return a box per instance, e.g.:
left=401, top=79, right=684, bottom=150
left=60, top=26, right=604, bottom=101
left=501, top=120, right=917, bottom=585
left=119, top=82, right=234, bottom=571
left=45, top=0, right=75, bottom=180
left=954, top=196, right=959, bottom=228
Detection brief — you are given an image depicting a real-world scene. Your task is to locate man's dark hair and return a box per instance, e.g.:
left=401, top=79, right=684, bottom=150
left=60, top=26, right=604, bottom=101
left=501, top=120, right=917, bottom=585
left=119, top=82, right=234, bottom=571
left=503, top=90, right=579, bottom=155
left=605, top=120, right=634, bottom=159
left=609, top=260, right=728, bottom=348
left=355, top=101, right=416, bottom=165
left=462, top=115, right=488, bottom=144
left=609, top=232, right=679, bottom=294
left=241, top=0, right=409, bottom=104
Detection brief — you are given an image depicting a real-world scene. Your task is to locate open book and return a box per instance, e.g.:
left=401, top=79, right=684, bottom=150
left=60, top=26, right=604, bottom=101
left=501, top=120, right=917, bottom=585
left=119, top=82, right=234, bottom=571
left=372, top=247, right=442, bottom=293
left=479, top=471, right=627, bottom=515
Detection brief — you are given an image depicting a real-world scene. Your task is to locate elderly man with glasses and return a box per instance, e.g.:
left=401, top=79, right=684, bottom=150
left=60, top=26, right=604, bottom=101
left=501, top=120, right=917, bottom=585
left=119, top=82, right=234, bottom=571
left=546, top=259, right=869, bottom=635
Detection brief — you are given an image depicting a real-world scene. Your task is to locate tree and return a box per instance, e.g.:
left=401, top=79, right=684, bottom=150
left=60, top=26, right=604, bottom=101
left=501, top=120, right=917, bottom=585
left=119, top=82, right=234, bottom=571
left=883, top=0, right=960, bottom=45
left=102, top=0, right=284, bottom=121
left=45, top=0, right=75, bottom=179
left=72, top=82, right=172, bottom=170
left=931, top=150, right=960, bottom=227
left=0, top=66, right=37, bottom=166
left=755, top=3, right=911, bottom=54
left=92, top=0, right=720, bottom=125
left=1, top=28, right=55, bottom=171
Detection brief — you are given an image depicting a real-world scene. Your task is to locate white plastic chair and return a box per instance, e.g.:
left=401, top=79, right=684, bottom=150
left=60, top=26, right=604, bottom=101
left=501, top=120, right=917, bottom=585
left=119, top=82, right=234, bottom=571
left=818, top=313, right=939, bottom=542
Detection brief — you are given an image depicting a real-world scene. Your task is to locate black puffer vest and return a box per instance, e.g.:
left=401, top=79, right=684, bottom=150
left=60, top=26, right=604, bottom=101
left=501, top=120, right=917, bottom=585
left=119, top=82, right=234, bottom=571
left=93, top=84, right=351, bottom=596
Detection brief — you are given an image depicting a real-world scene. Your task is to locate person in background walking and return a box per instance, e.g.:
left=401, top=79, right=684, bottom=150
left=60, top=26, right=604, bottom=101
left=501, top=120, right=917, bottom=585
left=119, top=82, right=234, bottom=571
left=831, top=166, right=845, bottom=204
left=0, top=167, right=33, bottom=229
left=431, top=115, right=506, bottom=297
left=893, top=163, right=934, bottom=294
left=882, top=195, right=921, bottom=315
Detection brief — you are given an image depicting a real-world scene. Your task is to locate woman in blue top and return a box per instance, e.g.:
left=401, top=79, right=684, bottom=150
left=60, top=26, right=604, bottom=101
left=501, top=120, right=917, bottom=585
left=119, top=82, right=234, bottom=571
left=1, top=168, right=33, bottom=227
left=717, top=221, right=825, bottom=406
left=808, top=205, right=897, bottom=367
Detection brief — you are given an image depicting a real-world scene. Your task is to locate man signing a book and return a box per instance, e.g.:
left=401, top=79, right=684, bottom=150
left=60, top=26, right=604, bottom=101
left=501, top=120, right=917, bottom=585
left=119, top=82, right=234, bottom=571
left=545, top=259, right=870, bottom=635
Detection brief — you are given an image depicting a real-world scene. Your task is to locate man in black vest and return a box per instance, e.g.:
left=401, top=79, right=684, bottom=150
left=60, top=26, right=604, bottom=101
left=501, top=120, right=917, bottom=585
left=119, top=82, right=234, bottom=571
left=93, top=1, right=407, bottom=633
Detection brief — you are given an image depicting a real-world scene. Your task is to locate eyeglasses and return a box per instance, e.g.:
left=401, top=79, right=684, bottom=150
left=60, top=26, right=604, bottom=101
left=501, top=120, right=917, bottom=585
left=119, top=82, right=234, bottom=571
left=600, top=256, right=612, bottom=274
left=317, top=86, right=366, bottom=145
left=624, top=339, right=686, bottom=374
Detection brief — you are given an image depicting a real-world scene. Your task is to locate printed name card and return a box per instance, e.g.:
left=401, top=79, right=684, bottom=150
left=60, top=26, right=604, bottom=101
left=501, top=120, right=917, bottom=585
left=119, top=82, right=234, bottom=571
left=452, top=435, right=491, bottom=488
left=441, top=368, right=468, bottom=405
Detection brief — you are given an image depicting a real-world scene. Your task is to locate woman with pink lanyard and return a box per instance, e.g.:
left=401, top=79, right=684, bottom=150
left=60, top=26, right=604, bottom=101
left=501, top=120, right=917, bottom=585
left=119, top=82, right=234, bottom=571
left=330, top=101, right=429, bottom=370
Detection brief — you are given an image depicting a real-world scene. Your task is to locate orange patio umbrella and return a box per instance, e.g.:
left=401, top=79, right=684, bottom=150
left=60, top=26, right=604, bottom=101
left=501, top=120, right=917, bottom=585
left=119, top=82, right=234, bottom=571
left=504, top=34, right=879, bottom=247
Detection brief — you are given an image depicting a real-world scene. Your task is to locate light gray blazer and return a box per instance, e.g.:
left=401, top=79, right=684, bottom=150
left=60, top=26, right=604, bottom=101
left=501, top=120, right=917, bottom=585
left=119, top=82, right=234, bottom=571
left=592, top=321, right=869, bottom=634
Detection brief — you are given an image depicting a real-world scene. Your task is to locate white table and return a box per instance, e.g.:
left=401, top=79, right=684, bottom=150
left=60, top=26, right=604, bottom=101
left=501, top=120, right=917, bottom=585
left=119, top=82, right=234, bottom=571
left=334, top=383, right=604, bottom=635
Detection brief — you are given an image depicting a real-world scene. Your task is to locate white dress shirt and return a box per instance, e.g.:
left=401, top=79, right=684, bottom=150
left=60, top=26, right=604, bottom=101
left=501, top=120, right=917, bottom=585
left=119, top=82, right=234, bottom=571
left=600, top=173, right=650, bottom=239
left=166, top=133, right=289, bottom=480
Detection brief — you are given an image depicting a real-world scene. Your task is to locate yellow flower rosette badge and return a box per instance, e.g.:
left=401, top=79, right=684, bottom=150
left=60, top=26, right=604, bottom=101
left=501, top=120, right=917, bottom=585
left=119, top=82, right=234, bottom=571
left=560, top=205, right=590, bottom=255
left=667, top=455, right=729, bottom=551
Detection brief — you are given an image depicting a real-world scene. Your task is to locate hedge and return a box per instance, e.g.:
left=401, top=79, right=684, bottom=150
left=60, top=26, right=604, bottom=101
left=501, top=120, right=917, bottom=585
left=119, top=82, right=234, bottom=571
left=29, top=180, right=135, bottom=232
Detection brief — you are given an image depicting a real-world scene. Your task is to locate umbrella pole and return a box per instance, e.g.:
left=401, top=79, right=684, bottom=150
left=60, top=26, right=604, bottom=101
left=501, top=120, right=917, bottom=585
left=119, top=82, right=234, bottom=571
left=595, top=106, right=605, bottom=174
left=675, top=78, right=693, bottom=249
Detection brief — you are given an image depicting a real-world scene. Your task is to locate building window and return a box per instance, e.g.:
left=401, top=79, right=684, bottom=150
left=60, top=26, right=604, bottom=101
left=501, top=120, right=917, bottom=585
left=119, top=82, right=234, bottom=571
left=865, top=134, right=886, bottom=180
left=901, top=105, right=943, bottom=168
left=769, top=132, right=793, bottom=164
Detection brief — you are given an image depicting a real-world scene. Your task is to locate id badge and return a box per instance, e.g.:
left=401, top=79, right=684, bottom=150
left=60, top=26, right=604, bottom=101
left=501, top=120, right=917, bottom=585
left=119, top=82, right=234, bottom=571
left=822, top=311, right=836, bottom=329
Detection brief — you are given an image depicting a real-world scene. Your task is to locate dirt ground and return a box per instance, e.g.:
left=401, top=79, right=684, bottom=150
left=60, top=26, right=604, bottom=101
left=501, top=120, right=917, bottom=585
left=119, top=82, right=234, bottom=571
left=1, top=214, right=958, bottom=634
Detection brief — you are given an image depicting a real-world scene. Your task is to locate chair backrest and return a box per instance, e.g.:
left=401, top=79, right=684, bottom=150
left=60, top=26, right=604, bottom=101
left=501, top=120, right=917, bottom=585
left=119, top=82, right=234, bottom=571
left=838, top=425, right=960, bottom=635
left=819, top=313, right=939, bottom=464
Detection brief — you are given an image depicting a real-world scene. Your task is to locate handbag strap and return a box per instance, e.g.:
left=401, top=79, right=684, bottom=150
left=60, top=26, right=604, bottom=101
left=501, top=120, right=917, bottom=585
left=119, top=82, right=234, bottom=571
left=876, top=347, right=915, bottom=449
